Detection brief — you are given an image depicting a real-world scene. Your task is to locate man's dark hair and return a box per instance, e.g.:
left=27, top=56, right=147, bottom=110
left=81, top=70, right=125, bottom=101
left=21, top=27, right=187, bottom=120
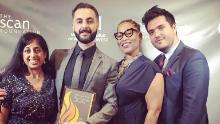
left=72, top=2, right=99, bottom=20
left=142, top=5, right=176, bottom=31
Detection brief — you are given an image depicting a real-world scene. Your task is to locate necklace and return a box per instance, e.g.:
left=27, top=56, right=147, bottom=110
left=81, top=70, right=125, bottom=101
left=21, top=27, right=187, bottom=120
left=118, top=52, right=142, bottom=78
left=26, top=74, right=44, bottom=91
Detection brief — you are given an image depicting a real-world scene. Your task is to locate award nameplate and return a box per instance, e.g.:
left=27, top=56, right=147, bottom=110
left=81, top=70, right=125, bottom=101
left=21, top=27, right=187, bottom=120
left=59, top=88, right=96, bottom=124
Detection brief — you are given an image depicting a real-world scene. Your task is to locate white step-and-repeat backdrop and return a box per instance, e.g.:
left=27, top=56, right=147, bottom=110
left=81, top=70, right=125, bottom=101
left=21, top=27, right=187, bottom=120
left=1, top=0, right=220, bottom=123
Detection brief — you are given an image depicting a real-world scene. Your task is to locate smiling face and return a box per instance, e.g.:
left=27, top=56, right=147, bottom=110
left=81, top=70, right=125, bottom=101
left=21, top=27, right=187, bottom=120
left=22, top=39, right=46, bottom=71
left=116, top=22, right=142, bottom=57
left=147, top=15, right=178, bottom=53
left=72, top=8, right=99, bottom=44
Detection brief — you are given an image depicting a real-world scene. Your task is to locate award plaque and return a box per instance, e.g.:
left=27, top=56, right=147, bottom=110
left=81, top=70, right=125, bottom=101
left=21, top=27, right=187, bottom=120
left=59, top=88, right=96, bottom=124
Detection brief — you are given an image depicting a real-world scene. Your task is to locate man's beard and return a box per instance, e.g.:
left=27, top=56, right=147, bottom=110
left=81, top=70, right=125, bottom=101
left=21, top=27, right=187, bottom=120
left=74, top=29, right=97, bottom=44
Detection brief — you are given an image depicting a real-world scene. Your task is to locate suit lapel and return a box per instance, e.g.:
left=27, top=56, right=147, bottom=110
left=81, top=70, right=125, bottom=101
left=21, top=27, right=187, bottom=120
left=83, top=49, right=103, bottom=90
left=56, top=47, right=75, bottom=99
left=164, top=41, right=184, bottom=71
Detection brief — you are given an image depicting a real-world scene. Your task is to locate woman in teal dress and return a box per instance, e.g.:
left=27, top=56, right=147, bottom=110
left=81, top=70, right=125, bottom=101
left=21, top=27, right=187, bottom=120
left=110, top=19, right=164, bottom=124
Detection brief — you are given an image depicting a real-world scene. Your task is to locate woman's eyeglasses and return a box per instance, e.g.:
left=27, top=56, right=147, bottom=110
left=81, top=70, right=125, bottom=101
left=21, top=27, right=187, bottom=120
left=114, top=28, right=138, bottom=40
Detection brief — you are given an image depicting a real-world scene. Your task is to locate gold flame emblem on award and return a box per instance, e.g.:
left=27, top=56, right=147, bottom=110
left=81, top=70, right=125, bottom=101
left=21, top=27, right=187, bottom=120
left=59, top=91, right=80, bottom=123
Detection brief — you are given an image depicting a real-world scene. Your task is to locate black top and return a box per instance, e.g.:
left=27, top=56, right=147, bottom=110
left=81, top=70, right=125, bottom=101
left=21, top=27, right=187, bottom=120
left=0, top=73, right=57, bottom=124
left=64, top=43, right=96, bottom=89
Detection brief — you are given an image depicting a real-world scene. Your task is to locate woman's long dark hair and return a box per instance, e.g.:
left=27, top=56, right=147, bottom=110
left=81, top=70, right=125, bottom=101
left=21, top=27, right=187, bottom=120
left=3, top=32, right=54, bottom=78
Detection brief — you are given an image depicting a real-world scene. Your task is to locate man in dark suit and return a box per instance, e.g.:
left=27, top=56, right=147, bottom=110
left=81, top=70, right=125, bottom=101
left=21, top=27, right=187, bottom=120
left=142, top=5, right=209, bottom=124
left=50, top=2, right=118, bottom=124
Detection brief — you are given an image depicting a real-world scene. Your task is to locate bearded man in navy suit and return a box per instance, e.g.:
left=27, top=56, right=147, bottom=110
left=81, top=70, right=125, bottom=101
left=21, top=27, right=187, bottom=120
left=142, top=5, right=209, bottom=124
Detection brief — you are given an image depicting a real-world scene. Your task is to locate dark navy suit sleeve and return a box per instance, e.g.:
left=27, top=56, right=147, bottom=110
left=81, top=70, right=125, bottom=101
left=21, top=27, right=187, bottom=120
left=179, top=52, right=209, bottom=124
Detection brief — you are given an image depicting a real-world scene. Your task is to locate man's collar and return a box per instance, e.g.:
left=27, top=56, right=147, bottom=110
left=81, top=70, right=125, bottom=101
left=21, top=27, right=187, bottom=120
left=74, top=43, right=96, bottom=57
left=164, top=40, right=180, bottom=60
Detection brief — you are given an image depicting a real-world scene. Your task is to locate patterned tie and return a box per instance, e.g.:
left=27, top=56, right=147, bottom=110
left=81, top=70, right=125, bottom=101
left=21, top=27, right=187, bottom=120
left=71, top=51, right=84, bottom=88
left=159, top=54, right=166, bottom=70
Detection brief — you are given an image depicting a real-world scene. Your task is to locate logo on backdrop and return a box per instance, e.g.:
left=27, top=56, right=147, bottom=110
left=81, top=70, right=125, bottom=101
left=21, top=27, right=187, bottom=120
left=0, top=13, right=40, bottom=34
left=68, top=16, right=108, bottom=42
